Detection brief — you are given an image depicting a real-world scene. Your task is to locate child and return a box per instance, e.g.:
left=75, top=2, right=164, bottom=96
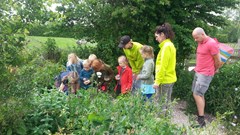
left=114, top=55, right=132, bottom=95
left=136, top=45, right=155, bottom=99
left=57, top=71, right=79, bottom=94
left=91, top=59, right=114, bottom=91
left=66, top=53, right=83, bottom=88
left=66, top=53, right=83, bottom=73
left=80, top=60, right=94, bottom=90
left=88, top=54, right=97, bottom=67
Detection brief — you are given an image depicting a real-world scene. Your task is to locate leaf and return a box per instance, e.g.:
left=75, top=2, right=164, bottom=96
left=7, top=128, right=12, bottom=135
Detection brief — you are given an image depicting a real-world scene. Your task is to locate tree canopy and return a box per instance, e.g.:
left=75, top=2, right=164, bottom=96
left=1, top=0, right=239, bottom=65
left=50, top=0, right=239, bottom=64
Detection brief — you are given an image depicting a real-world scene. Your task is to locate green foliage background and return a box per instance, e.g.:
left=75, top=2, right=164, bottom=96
left=1, top=0, right=240, bottom=134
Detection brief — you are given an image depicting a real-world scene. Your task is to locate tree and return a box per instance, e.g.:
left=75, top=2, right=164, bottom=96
left=52, top=0, right=239, bottom=66
left=217, top=3, right=240, bottom=43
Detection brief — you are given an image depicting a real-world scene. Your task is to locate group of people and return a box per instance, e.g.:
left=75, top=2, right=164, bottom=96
left=55, top=22, right=221, bottom=128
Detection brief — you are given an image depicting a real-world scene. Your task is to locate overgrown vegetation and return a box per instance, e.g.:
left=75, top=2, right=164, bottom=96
left=1, top=0, right=240, bottom=134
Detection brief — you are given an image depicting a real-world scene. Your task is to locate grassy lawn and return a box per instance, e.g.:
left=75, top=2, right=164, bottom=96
left=26, top=36, right=78, bottom=49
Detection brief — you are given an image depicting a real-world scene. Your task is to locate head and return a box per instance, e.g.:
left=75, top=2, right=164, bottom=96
left=91, top=59, right=104, bottom=72
left=118, top=55, right=128, bottom=68
left=140, top=45, right=154, bottom=59
left=68, top=53, right=78, bottom=64
left=83, top=60, right=91, bottom=70
left=68, top=71, right=79, bottom=84
left=88, top=54, right=97, bottom=62
left=155, top=23, right=174, bottom=43
left=192, top=27, right=207, bottom=43
left=118, top=35, right=133, bottom=49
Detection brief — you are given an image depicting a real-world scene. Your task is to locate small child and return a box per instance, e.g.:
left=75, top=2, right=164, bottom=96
left=66, top=53, right=83, bottom=88
left=114, top=55, right=132, bottom=95
left=91, top=59, right=114, bottom=91
left=58, top=71, right=79, bottom=94
left=88, top=54, right=97, bottom=67
left=79, top=60, right=94, bottom=90
left=136, top=45, right=155, bottom=99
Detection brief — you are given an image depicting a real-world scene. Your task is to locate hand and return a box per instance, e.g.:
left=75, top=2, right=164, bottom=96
left=153, top=84, right=159, bottom=89
left=132, top=73, right=138, bottom=80
left=115, top=75, right=120, bottom=80
left=84, top=80, right=90, bottom=84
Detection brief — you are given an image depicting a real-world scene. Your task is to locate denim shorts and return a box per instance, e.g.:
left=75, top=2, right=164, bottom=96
left=192, top=72, right=213, bottom=96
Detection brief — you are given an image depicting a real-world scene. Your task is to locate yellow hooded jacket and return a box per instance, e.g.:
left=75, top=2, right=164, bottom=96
left=154, top=39, right=177, bottom=85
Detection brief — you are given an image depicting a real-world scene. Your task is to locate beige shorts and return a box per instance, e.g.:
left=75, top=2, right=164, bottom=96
left=192, top=72, right=213, bottom=96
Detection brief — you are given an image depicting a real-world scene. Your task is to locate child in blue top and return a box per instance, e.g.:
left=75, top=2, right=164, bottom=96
left=136, top=45, right=155, bottom=99
left=80, top=60, right=94, bottom=90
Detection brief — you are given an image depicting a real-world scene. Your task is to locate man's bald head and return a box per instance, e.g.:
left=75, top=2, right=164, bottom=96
left=192, top=27, right=207, bottom=43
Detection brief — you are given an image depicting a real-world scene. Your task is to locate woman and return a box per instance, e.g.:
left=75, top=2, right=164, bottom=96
left=153, top=23, right=177, bottom=110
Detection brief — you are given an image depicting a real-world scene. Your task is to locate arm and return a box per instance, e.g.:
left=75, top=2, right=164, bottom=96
left=213, top=54, right=222, bottom=71
left=138, top=61, right=153, bottom=80
left=135, top=51, right=144, bottom=74
left=126, top=69, right=133, bottom=91
left=79, top=70, right=84, bottom=81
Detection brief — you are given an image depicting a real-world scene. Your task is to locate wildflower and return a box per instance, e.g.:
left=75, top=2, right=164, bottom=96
left=235, top=88, right=238, bottom=91
left=234, top=115, right=238, bottom=119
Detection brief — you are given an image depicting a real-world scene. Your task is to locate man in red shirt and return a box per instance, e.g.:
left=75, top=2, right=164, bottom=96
left=192, top=27, right=221, bottom=127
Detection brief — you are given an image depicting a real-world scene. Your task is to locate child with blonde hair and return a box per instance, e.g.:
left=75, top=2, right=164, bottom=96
left=88, top=54, right=97, bottom=67
left=114, top=55, right=133, bottom=95
left=66, top=53, right=83, bottom=91
left=136, top=45, right=155, bottom=99
left=80, top=60, right=94, bottom=90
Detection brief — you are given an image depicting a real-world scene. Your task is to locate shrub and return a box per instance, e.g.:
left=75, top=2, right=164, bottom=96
left=204, top=62, right=240, bottom=115
left=0, top=58, right=64, bottom=135
left=42, top=38, right=61, bottom=63
left=172, top=68, right=194, bottom=101
left=24, top=88, right=69, bottom=134
left=23, top=88, right=183, bottom=134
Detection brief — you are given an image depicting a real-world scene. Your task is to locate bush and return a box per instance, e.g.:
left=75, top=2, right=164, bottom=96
left=23, top=88, right=183, bottom=134
left=172, top=68, right=194, bottom=101
left=0, top=57, right=64, bottom=135
left=205, top=62, right=240, bottom=123
left=215, top=34, right=229, bottom=43
left=42, top=38, right=61, bottom=63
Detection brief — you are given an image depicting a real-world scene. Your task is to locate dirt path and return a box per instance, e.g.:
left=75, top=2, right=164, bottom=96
left=171, top=101, right=190, bottom=126
left=171, top=101, right=227, bottom=135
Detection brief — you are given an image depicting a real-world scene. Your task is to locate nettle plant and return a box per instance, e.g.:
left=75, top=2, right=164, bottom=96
left=24, top=88, right=183, bottom=134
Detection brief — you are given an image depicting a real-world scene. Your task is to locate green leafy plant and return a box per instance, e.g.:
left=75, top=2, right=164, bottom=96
left=42, top=38, right=61, bottom=63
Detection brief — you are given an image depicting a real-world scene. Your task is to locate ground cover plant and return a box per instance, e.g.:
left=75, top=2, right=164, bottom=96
left=23, top=88, right=184, bottom=135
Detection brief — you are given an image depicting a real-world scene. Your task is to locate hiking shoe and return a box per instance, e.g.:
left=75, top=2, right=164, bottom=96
left=197, top=116, right=206, bottom=128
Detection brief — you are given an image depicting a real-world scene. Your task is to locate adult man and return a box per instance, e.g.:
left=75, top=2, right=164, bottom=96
left=192, top=27, right=221, bottom=127
left=118, top=35, right=144, bottom=93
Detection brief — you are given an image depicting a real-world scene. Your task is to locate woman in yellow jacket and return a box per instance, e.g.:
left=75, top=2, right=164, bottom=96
left=153, top=23, right=177, bottom=110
